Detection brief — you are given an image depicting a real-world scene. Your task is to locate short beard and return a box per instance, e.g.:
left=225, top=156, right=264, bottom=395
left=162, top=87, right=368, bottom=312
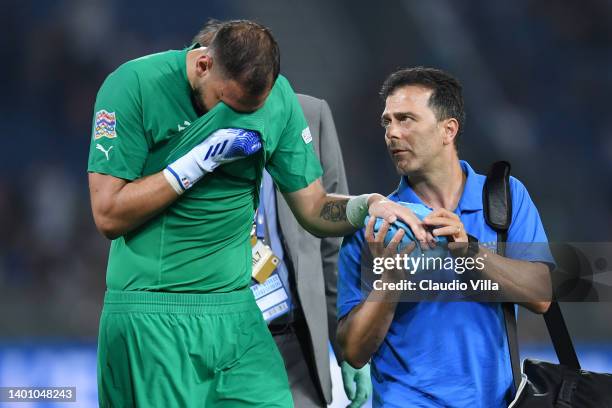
left=191, top=85, right=207, bottom=116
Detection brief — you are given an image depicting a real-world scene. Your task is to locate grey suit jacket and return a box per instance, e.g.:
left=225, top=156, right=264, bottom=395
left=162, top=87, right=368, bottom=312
left=275, top=94, right=348, bottom=404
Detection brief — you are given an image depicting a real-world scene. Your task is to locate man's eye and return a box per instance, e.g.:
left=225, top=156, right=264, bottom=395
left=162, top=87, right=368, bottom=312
left=380, top=120, right=390, bottom=128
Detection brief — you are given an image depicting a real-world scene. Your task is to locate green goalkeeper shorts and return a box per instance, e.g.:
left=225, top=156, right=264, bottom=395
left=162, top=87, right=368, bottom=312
left=97, top=289, right=292, bottom=407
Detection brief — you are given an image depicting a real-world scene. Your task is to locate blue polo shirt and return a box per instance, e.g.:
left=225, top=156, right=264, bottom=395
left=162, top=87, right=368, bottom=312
left=337, top=161, right=554, bottom=408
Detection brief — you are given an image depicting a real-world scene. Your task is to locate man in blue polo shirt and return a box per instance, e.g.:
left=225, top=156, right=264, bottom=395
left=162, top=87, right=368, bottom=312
left=336, top=67, right=554, bottom=407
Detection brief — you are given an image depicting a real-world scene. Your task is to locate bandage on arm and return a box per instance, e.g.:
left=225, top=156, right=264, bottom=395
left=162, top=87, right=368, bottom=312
left=346, top=194, right=373, bottom=228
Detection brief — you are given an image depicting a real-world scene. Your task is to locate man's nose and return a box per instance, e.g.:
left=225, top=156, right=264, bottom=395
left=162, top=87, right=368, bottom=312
left=385, top=121, right=402, bottom=140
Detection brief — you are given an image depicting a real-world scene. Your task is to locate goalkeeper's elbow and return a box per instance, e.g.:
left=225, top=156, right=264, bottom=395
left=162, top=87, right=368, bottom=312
left=92, top=211, right=125, bottom=240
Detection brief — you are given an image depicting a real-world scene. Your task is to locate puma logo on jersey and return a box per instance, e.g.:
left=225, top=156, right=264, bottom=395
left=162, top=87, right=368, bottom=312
left=96, top=143, right=114, bottom=160
left=177, top=120, right=191, bottom=132
left=204, top=140, right=229, bottom=160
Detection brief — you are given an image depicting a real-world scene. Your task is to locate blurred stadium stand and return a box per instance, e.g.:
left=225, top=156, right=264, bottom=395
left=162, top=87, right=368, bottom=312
left=1, top=1, right=611, bottom=406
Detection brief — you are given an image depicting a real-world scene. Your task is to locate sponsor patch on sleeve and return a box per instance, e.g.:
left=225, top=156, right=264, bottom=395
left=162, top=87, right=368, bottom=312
left=94, top=110, right=117, bottom=140
left=301, top=127, right=312, bottom=144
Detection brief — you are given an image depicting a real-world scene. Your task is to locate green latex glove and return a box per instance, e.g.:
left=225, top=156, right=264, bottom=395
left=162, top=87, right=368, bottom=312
left=341, top=361, right=372, bottom=408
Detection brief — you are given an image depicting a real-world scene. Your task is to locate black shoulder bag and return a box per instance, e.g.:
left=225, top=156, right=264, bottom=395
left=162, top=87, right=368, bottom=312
left=483, top=161, right=612, bottom=408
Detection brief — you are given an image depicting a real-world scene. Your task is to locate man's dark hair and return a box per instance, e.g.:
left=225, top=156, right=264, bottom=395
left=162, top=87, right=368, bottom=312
left=380, top=67, right=466, bottom=144
left=193, top=18, right=223, bottom=47
left=193, top=19, right=280, bottom=97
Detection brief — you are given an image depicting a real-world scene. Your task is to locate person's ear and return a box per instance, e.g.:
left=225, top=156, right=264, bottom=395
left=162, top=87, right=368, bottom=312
left=442, top=118, right=459, bottom=146
left=195, top=52, right=213, bottom=78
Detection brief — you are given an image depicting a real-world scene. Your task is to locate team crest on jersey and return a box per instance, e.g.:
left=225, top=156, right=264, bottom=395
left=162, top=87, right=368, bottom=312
left=94, top=110, right=117, bottom=140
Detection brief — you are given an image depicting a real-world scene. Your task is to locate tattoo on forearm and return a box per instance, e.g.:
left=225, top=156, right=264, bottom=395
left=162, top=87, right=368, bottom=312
left=320, top=200, right=348, bottom=222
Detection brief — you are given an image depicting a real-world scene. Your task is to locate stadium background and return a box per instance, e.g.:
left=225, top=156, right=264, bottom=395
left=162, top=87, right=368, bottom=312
left=1, top=0, right=611, bottom=406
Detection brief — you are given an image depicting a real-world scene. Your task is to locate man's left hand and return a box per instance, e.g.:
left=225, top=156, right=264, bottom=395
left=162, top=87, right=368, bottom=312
left=423, top=208, right=475, bottom=257
left=422, top=208, right=468, bottom=243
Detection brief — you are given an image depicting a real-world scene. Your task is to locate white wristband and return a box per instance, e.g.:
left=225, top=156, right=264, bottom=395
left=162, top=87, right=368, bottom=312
left=166, top=151, right=206, bottom=191
left=346, top=194, right=373, bottom=228
left=163, top=167, right=185, bottom=195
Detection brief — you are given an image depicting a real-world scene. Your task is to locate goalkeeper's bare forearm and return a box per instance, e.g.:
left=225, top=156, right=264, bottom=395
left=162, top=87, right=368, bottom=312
left=284, top=179, right=435, bottom=246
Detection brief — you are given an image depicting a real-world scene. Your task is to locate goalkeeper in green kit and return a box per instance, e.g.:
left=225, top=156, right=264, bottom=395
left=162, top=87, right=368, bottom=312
left=88, top=19, right=429, bottom=407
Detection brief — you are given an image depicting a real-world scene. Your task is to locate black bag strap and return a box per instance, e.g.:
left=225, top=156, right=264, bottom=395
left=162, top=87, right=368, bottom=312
left=483, top=161, right=581, bottom=389
left=544, top=303, right=580, bottom=369
left=483, top=161, right=522, bottom=391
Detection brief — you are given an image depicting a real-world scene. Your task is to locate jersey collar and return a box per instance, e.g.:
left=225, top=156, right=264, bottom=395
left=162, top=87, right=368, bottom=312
left=396, top=160, right=483, bottom=213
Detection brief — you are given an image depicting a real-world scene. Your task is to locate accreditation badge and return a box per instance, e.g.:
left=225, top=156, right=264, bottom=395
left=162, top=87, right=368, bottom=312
left=251, top=238, right=279, bottom=283
left=249, top=238, right=292, bottom=322
left=251, top=272, right=293, bottom=322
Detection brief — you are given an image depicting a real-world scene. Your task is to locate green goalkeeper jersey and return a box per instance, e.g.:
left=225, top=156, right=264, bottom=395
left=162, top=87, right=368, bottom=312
left=87, top=47, right=323, bottom=292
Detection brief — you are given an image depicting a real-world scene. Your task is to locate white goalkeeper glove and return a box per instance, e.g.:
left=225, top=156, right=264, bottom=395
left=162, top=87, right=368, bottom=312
left=163, top=128, right=262, bottom=194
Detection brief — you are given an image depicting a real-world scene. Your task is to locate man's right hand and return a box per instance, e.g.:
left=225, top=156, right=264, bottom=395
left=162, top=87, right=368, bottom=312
left=365, top=217, right=416, bottom=286
left=365, top=217, right=405, bottom=259
left=164, top=128, right=261, bottom=193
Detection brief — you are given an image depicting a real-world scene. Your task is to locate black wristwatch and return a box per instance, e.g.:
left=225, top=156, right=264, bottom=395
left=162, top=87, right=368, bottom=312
left=450, top=234, right=479, bottom=258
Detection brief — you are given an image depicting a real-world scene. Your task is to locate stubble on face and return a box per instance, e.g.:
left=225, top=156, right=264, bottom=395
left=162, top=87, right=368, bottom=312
left=382, top=86, right=442, bottom=176
left=191, top=84, right=207, bottom=116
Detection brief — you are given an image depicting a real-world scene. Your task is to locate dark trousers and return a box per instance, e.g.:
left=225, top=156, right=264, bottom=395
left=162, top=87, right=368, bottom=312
left=272, top=320, right=326, bottom=408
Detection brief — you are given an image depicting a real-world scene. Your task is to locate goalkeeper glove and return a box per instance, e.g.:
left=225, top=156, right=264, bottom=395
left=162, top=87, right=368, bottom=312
left=164, top=128, right=261, bottom=194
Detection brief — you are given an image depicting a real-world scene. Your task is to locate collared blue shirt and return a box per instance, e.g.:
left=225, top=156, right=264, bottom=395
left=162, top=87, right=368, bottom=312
left=337, top=161, right=554, bottom=408
left=258, top=171, right=294, bottom=314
